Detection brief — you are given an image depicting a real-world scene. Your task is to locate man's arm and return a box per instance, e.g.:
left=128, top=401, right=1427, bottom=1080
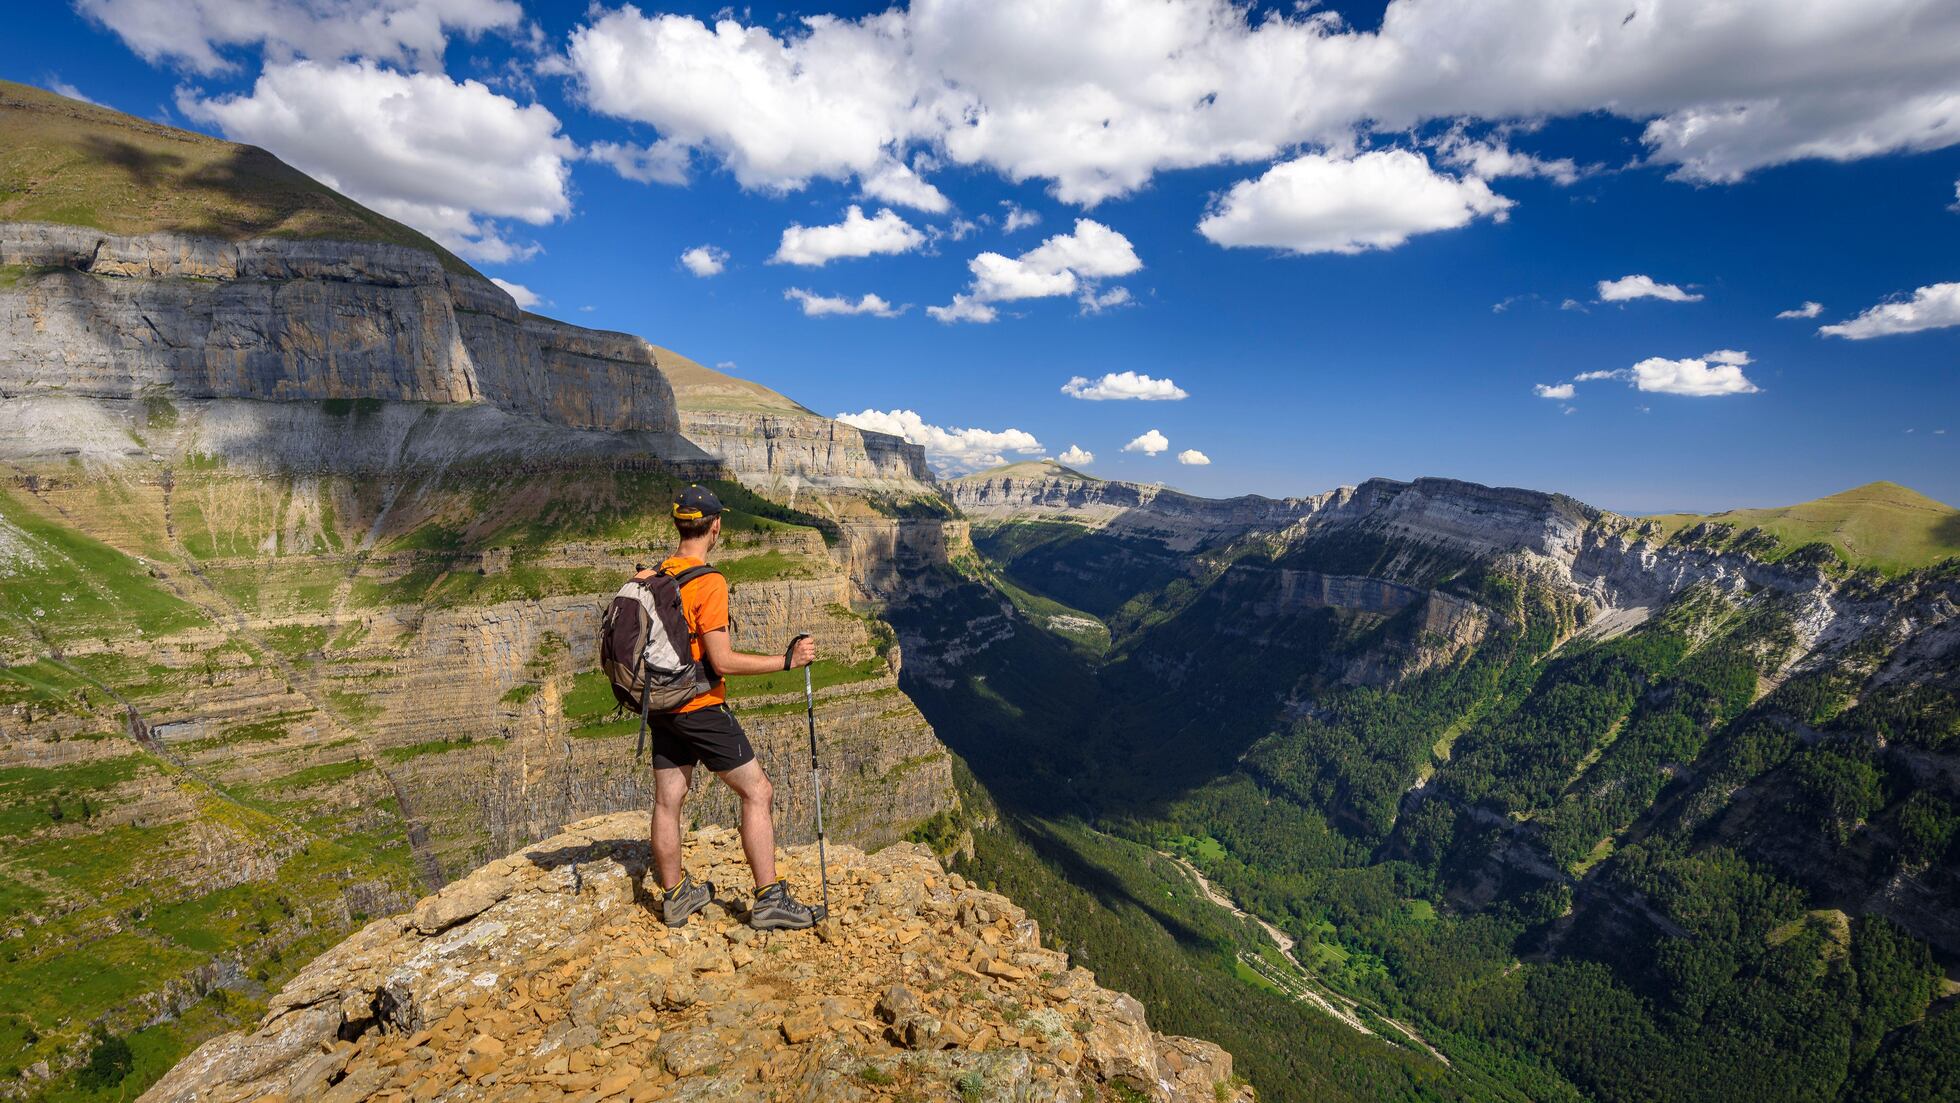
left=700, top=628, right=816, bottom=676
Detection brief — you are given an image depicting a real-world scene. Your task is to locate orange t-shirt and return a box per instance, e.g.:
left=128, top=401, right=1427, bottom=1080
left=655, top=555, right=727, bottom=713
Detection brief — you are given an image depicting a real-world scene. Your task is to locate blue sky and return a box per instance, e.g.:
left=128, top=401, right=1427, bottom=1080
left=7, top=1, right=1959, bottom=512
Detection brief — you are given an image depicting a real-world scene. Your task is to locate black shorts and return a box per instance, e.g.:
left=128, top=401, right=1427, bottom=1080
left=649, top=703, right=755, bottom=774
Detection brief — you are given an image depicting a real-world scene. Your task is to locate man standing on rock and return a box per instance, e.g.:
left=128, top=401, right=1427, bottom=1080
left=649, top=485, right=824, bottom=931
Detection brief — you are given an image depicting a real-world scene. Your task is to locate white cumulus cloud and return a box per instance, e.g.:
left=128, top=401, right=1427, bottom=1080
left=1057, top=445, right=1094, bottom=466
left=935, top=219, right=1141, bottom=318
left=181, top=59, right=573, bottom=264
left=1597, top=275, right=1703, bottom=303
left=1197, top=150, right=1512, bottom=256
left=78, top=0, right=522, bottom=75
left=1629, top=353, right=1760, bottom=396
left=1176, top=449, right=1211, bottom=465
left=1122, top=429, right=1170, bottom=456
left=1001, top=203, right=1041, bottom=232
left=785, top=288, right=906, bottom=317
left=1061, top=372, right=1187, bottom=402
left=1572, top=350, right=1760, bottom=397
left=489, top=277, right=538, bottom=308
left=1776, top=300, right=1824, bottom=319
left=926, top=295, right=998, bottom=325
left=680, top=245, right=727, bottom=277
left=1533, top=383, right=1575, bottom=400
left=772, top=205, right=925, bottom=266
left=552, top=2, right=1960, bottom=208
left=1819, top=282, right=1960, bottom=339
left=835, top=409, right=1041, bottom=475
left=860, top=160, right=949, bottom=212
left=1435, top=129, right=1581, bottom=185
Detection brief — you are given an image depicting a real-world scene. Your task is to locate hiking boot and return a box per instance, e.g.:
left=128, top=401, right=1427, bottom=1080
left=659, top=873, right=713, bottom=927
left=749, top=879, right=825, bottom=930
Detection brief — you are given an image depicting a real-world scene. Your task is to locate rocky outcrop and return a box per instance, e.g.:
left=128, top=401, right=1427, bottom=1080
left=657, top=354, right=930, bottom=491
left=0, top=222, right=681, bottom=440
left=142, top=813, right=1252, bottom=1103
left=679, top=410, right=929, bottom=488
left=949, top=462, right=1345, bottom=552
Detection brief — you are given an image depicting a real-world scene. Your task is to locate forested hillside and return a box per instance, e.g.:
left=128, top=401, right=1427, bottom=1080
left=896, top=472, right=1960, bottom=1103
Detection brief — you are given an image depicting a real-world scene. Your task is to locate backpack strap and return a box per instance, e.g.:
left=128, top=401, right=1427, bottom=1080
left=668, top=563, right=721, bottom=588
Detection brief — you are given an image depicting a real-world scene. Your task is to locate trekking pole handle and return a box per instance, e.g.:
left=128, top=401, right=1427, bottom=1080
left=786, top=632, right=812, bottom=673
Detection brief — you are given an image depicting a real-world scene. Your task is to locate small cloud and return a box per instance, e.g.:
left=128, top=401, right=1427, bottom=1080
left=926, top=295, right=998, bottom=324
left=680, top=245, right=728, bottom=277
left=1533, top=383, right=1575, bottom=400
left=860, top=159, right=949, bottom=213
left=1176, top=448, right=1211, bottom=465
left=1079, top=286, right=1132, bottom=314
left=1001, top=202, right=1041, bottom=233
left=1435, top=128, right=1582, bottom=185
left=1493, top=293, right=1542, bottom=313
left=1572, top=351, right=1760, bottom=396
left=1062, top=371, right=1186, bottom=401
left=490, top=278, right=539, bottom=309
left=1560, top=297, right=1588, bottom=313
left=1122, top=429, right=1170, bottom=456
left=44, top=76, right=98, bottom=105
left=1776, top=300, right=1823, bottom=320
left=938, top=219, right=1141, bottom=322
left=1057, top=444, right=1094, bottom=465
left=578, top=304, right=595, bottom=312
left=773, top=206, right=925, bottom=266
left=1597, top=274, right=1703, bottom=303
left=715, top=361, right=737, bottom=371
left=588, top=138, right=690, bottom=185
left=784, top=288, right=906, bottom=318
left=1819, top=282, right=1960, bottom=339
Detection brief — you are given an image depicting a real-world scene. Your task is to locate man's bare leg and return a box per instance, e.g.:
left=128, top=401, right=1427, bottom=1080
left=717, top=759, right=777, bottom=886
left=650, top=764, right=693, bottom=890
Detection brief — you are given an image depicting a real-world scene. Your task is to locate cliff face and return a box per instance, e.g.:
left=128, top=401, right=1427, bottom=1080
left=658, top=353, right=931, bottom=491
left=0, top=222, right=680, bottom=438
left=0, top=222, right=961, bottom=1096
left=142, top=812, right=1250, bottom=1103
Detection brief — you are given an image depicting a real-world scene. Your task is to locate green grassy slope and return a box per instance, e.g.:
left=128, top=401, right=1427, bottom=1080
left=1646, top=481, right=1959, bottom=574
left=0, top=80, right=475, bottom=274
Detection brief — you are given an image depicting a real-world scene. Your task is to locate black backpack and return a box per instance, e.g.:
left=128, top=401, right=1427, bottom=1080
left=598, top=564, right=720, bottom=754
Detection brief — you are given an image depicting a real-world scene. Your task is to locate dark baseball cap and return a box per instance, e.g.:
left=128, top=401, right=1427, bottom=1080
left=672, top=484, right=724, bottom=521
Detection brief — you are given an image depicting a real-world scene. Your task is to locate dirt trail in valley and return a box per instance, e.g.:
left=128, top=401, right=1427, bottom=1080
left=1160, top=850, right=1451, bottom=1065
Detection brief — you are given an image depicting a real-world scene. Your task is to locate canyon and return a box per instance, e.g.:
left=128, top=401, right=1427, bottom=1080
left=4, top=80, right=1958, bottom=1103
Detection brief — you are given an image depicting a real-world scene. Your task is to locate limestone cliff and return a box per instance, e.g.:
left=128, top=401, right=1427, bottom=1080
left=660, top=354, right=931, bottom=491
left=141, top=813, right=1251, bottom=1103
left=0, top=223, right=700, bottom=457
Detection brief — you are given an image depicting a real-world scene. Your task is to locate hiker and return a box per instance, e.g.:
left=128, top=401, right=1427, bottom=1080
left=640, top=485, right=824, bottom=931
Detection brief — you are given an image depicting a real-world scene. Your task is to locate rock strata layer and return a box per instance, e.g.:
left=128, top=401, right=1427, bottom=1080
left=143, top=813, right=1250, bottom=1103
left=0, top=222, right=680, bottom=439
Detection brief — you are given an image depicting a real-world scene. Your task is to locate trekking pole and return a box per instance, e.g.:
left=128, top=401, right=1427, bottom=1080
left=792, top=633, right=830, bottom=920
